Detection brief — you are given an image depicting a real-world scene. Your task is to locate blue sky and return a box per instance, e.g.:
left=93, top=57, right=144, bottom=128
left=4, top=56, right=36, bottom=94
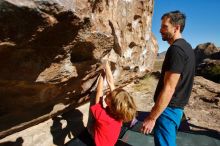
left=152, top=0, right=220, bottom=53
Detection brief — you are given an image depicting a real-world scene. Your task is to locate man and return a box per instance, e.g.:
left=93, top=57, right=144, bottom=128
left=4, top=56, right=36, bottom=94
left=141, top=11, right=195, bottom=146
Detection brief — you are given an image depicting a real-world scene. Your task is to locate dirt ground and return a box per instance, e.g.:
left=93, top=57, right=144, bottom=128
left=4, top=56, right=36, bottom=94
left=123, top=74, right=220, bottom=134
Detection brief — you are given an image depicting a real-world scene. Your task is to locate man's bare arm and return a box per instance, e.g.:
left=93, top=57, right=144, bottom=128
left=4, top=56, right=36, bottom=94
left=142, top=71, right=180, bottom=134
left=148, top=71, right=180, bottom=120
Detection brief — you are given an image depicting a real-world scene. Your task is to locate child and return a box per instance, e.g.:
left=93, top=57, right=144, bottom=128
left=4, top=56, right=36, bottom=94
left=89, top=61, right=137, bottom=146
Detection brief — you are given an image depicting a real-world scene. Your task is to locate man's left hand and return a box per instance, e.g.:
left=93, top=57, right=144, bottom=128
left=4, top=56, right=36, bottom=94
left=141, top=117, right=156, bottom=134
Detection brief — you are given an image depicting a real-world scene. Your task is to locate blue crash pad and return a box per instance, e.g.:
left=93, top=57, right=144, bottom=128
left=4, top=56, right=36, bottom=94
left=67, top=111, right=220, bottom=146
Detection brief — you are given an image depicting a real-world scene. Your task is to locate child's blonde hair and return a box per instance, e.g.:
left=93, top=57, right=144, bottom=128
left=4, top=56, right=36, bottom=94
left=106, top=88, right=137, bottom=122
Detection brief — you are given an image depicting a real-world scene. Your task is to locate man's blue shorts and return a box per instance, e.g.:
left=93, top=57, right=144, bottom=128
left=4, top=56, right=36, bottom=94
left=154, top=107, right=183, bottom=146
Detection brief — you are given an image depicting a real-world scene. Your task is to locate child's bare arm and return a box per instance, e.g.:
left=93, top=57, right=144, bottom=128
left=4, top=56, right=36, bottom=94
left=105, top=61, right=115, bottom=91
left=95, top=74, right=104, bottom=104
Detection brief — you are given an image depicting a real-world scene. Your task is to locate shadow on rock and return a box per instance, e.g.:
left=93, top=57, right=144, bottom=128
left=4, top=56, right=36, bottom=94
left=0, top=137, right=23, bottom=146
left=188, top=123, right=220, bottom=140
left=50, top=109, right=85, bottom=146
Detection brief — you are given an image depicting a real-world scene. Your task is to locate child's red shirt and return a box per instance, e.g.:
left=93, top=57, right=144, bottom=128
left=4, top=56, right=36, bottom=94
left=91, top=103, right=122, bottom=146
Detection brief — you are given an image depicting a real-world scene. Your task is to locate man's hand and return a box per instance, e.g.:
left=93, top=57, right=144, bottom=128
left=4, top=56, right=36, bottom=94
left=141, top=116, right=156, bottom=134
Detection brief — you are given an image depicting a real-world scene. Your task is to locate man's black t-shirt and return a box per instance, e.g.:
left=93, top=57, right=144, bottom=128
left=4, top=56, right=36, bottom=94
left=154, top=38, right=195, bottom=108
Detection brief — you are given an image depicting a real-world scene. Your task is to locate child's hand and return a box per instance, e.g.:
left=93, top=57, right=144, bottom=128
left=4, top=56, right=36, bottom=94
left=102, top=60, right=115, bottom=91
left=97, top=60, right=107, bottom=76
left=102, top=59, right=110, bottom=71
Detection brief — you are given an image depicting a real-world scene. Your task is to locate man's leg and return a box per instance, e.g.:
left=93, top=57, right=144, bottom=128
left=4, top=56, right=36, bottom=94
left=154, top=107, right=183, bottom=146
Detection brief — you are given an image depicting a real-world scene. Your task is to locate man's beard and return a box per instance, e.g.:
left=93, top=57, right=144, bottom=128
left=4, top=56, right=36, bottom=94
left=161, top=32, right=173, bottom=41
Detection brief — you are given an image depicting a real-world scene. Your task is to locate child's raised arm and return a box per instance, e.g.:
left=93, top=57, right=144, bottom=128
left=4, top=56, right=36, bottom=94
left=95, top=74, right=104, bottom=104
left=104, top=61, right=115, bottom=91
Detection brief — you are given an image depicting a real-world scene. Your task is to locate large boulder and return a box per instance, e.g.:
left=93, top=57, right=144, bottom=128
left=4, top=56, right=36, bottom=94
left=0, top=0, right=158, bottom=138
left=194, top=42, right=220, bottom=65
left=194, top=43, right=220, bottom=83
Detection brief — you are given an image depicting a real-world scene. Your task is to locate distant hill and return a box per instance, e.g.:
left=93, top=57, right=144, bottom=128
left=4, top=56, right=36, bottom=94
left=157, top=45, right=220, bottom=60
left=157, top=51, right=166, bottom=59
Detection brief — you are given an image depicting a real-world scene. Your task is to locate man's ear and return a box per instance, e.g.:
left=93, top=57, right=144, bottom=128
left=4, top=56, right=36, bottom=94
left=175, top=24, right=181, bottom=32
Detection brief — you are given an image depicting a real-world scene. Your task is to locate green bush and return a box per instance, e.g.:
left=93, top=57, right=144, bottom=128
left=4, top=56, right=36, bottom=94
left=201, top=65, right=220, bottom=83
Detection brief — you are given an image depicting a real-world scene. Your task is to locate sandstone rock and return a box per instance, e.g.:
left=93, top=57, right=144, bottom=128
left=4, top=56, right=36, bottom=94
left=185, top=76, right=220, bottom=132
left=194, top=43, right=220, bottom=83
left=0, top=0, right=157, bottom=138
left=194, top=42, right=220, bottom=66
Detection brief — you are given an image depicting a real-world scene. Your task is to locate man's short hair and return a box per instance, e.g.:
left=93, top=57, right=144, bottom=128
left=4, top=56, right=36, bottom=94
left=161, top=10, right=186, bottom=33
